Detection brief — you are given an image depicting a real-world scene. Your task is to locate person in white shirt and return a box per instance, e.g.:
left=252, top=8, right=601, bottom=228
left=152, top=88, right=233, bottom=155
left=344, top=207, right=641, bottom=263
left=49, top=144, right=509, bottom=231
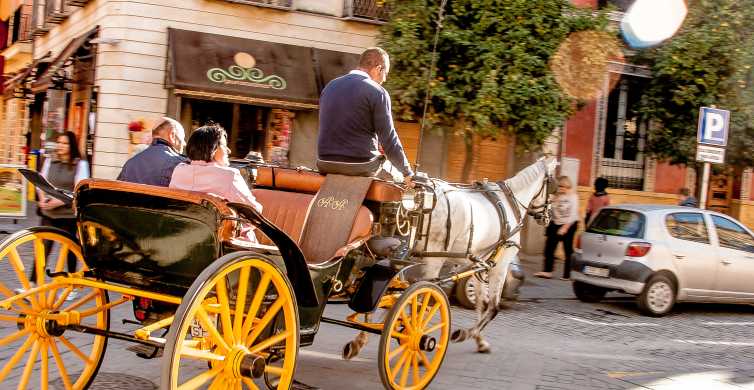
left=535, top=176, right=580, bottom=280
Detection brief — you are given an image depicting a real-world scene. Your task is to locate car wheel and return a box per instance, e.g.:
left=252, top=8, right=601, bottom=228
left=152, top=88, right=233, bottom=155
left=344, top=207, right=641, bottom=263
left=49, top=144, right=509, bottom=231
left=572, top=281, right=607, bottom=303
left=638, top=274, right=676, bottom=317
left=455, top=276, right=488, bottom=309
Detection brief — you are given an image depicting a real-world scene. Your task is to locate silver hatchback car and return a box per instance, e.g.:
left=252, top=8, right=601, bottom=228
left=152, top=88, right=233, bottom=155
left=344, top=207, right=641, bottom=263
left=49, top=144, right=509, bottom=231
left=571, top=204, right=754, bottom=316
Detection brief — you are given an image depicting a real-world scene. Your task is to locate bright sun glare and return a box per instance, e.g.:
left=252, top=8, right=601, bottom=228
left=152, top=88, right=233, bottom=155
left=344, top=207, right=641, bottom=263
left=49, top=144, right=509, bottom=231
left=621, top=0, right=688, bottom=49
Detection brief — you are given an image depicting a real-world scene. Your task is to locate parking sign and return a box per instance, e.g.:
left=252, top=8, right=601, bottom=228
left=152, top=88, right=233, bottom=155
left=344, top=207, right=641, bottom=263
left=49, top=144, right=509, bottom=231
left=697, top=107, right=730, bottom=147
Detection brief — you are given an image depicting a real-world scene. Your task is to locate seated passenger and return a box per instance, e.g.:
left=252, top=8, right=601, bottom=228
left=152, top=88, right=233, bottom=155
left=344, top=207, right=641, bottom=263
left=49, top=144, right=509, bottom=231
left=118, top=117, right=188, bottom=186
left=169, top=124, right=263, bottom=242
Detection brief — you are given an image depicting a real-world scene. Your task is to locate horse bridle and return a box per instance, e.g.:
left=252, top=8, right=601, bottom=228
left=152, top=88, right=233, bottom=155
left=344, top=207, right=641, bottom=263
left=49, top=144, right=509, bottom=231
left=506, top=165, right=553, bottom=227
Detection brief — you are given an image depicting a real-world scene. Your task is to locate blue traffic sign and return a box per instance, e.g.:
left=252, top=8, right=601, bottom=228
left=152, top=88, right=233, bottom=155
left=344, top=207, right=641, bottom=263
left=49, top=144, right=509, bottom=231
left=697, top=107, right=730, bottom=147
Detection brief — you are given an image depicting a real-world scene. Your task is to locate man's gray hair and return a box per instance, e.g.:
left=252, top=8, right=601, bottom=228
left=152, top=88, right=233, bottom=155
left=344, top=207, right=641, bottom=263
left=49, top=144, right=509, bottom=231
left=152, top=117, right=185, bottom=138
left=359, top=47, right=389, bottom=69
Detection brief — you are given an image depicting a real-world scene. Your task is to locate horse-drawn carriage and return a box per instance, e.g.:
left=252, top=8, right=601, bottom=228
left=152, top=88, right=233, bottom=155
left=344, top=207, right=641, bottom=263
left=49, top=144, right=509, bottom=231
left=0, top=156, right=555, bottom=390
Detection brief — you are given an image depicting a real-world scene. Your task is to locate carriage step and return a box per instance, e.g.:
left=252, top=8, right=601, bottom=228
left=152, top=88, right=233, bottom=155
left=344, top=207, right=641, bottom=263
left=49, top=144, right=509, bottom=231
left=126, top=344, right=163, bottom=359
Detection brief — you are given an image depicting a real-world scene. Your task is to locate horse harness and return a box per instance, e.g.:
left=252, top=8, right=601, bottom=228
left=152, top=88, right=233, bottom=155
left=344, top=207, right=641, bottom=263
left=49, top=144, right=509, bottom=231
left=417, top=167, right=552, bottom=258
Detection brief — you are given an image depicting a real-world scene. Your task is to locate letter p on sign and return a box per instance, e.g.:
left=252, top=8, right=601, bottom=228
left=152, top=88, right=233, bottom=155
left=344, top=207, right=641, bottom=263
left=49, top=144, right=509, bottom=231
left=697, top=107, right=730, bottom=147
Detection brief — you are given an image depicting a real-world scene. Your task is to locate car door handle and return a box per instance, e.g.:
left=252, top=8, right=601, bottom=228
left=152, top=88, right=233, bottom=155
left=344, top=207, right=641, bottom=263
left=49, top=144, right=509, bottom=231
left=673, top=254, right=686, bottom=260
left=721, top=259, right=732, bottom=265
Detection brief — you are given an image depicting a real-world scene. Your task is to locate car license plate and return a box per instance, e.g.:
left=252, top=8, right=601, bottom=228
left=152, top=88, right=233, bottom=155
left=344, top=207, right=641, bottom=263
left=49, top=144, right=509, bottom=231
left=583, top=266, right=610, bottom=278
left=190, top=314, right=218, bottom=338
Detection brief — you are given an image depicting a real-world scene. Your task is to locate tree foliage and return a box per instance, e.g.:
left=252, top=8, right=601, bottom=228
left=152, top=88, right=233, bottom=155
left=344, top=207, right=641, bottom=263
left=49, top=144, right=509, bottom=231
left=638, top=0, right=754, bottom=167
left=379, top=0, right=607, bottom=152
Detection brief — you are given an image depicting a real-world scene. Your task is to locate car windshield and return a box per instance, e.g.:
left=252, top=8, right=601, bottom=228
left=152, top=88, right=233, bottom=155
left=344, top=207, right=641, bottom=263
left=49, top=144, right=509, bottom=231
left=587, top=209, right=644, bottom=238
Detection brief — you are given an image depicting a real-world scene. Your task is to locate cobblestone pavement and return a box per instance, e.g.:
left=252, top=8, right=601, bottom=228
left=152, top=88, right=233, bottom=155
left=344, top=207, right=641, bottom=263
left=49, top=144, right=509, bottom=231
left=3, top=210, right=754, bottom=389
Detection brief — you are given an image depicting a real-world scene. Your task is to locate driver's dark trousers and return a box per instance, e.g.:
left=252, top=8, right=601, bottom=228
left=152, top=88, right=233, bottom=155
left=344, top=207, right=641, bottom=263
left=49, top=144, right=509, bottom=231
left=543, top=222, right=578, bottom=279
left=316, top=155, right=386, bottom=177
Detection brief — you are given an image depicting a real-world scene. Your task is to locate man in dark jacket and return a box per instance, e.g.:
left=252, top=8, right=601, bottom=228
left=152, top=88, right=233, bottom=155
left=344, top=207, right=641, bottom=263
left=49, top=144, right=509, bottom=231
left=317, top=47, right=413, bottom=183
left=117, top=117, right=188, bottom=186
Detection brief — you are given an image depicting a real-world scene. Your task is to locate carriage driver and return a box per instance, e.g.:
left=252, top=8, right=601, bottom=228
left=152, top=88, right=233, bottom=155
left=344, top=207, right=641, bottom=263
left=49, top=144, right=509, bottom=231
left=317, top=47, right=414, bottom=186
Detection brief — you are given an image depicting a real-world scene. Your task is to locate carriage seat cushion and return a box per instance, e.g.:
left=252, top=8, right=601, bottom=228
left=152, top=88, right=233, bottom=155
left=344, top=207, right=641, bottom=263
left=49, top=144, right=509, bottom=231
left=255, top=166, right=402, bottom=202
left=252, top=188, right=373, bottom=263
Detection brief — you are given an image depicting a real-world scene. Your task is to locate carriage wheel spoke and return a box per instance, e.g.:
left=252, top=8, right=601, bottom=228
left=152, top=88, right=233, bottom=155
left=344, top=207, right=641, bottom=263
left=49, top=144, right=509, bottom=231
left=390, top=350, right=410, bottom=382
left=7, top=248, right=40, bottom=310
left=59, top=336, right=94, bottom=365
left=233, top=266, right=251, bottom=341
left=391, top=331, right=408, bottom=341
left=265, top=365, right=285, bottom=376
left=18, top=338, right=40, bottom=390
left=33, top=239, right=48, bottom=308
left=241, top=273, right=271, bottom=338
left=421, top=303, right=441, bottom=331
left=0, top=333, right=36, bottom=382
left=245, top=296, right=286, bottom=348
left=177, top=366, right=221, bottom=390
left=412, top=352, right=421, bottom=385
left=197, top=308, right=230, bottom=353
left=399, top=310, right=415, bottom=334
left=417, top=350, right=431, bottom=369
left=180, top=347, right=225, bottom=362
left=0, top=328, right=30, bottom=347
left=388, top=343, right=408, bottom=360
left=399, top=351, right=412, bottom=387
left=0, top=281, right=33, bottom=312
left=417, top=292, right=431, bottom=329
left=49, top=340, right=73, bottom=390
left=248, top=330, right=291, bottom=355
left=62, top=290, right=98, bottom=312
left=214, top=278, right=234, bottom=345
left=242, top=378, right=259, bottom=390
left=54, top=244, right=70, bottom=273
left=50, top=287, right=73, bottom=310
left=40, top=340, right=49, bottom=390
left=424, top=323, right=444, bottom=335
left=411, top=295, right=419, bottom=328
left=0, top=314, right=24, bottom=323
left=208, top=375, right=225, bottom=390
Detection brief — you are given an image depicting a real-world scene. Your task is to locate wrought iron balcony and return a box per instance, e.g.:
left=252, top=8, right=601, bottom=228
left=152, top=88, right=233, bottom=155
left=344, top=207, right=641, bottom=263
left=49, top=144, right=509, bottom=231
left=344, top=0, right=390, bottom=24
left=224, top=0, right=293, bottom=10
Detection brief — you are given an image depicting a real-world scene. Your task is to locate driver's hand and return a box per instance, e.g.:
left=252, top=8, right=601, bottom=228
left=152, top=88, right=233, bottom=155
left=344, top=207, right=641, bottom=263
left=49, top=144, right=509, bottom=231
left=404, top=175, right=415, bottom=189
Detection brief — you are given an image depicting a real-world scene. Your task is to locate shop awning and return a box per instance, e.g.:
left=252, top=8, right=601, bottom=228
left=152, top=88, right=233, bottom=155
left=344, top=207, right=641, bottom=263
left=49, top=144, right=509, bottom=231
left=31, top=26, right=99, bottom=93
left=3, top=52, right=50, bottom=98
left=0, top=0, right=23, bottom=21
left=167, top=28, right=358, bottom=109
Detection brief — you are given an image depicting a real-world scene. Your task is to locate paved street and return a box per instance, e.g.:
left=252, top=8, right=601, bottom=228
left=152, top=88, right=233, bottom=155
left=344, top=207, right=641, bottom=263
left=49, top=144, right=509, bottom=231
left=3, top=212, right=754, bottom=389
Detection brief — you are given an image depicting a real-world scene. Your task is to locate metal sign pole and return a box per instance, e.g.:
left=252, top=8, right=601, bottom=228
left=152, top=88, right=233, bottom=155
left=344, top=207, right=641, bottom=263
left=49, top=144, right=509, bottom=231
left=699, top=162, right=710, bottom=209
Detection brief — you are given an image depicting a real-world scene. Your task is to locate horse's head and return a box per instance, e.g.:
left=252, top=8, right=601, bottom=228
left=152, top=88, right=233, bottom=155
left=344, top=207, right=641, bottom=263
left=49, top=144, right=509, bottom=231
left=530, top=156, right=560, bottom=226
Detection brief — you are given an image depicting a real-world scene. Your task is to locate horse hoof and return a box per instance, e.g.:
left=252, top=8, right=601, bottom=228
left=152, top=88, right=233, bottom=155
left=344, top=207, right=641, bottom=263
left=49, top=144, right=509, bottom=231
left=451, top=329, right=467, bottom=343
left=477, top=345, right=491, bottom=354
left=342, top=341, right=360, bottom=360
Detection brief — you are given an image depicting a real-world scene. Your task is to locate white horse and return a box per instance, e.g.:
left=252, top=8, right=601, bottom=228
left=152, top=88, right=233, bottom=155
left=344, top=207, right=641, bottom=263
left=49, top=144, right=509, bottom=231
left=341, top=157, right=557, bottom=358
left=415, top=156, right=558, bottom=353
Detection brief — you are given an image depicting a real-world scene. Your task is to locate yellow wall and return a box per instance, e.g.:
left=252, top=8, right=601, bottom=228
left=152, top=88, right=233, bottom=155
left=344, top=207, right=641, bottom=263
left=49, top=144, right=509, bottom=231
left=731, top=200, right=754, bottom=231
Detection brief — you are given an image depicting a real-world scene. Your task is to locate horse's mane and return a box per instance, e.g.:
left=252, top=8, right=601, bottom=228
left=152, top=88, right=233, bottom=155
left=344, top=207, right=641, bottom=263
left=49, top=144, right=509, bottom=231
left=504, top=160, right=545, bottom=195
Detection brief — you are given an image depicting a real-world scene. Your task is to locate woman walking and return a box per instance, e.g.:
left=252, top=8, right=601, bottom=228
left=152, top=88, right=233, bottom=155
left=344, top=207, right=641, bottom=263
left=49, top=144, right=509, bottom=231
left=30, top=131, right=89, bottom=288
left=535, top=176, right=579, bottom=280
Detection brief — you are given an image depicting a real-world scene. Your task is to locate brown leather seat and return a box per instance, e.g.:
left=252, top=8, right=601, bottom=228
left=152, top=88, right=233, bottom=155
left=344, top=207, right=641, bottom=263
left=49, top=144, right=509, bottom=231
left=253, top=188, right=373, bottom=263
left=256, top=166, right=402, bottom=202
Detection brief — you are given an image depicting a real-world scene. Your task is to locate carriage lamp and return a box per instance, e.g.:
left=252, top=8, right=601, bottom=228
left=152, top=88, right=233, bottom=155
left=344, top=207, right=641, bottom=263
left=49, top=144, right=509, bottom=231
left=401, top=189, right=419, bottom=211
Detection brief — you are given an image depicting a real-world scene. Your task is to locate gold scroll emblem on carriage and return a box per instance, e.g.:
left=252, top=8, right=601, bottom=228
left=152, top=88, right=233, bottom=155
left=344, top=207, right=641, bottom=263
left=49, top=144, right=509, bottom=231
left=315, top=196, right=349, bottom=211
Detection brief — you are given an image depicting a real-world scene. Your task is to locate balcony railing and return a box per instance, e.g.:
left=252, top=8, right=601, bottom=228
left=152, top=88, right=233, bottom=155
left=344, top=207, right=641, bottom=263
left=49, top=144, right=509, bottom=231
left=224, top=0, right=293, bottom=10
left=344, top=0, right=390, bottom=24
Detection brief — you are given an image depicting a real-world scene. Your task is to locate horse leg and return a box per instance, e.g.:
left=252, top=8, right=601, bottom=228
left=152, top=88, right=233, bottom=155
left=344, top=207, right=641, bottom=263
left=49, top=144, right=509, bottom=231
left=342, top=314, right=371, bottom=360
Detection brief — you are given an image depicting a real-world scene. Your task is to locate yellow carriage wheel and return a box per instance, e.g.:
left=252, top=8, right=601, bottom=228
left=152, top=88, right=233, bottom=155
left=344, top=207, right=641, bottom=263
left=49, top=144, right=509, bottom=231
left=0, top=227, right=109, bottom=390
left=162, top=253, right=298, bottom=390
left=378, top=282, right=450, bottom=390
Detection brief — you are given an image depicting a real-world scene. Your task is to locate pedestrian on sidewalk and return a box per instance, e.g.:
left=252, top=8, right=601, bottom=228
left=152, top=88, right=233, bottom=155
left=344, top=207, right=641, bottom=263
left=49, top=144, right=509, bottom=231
left=678, top=187, right=698, bottom=207
left=535, top=176, right=579, bottom=280
left=585, top=177, right=610, bottom=226
left=31, top=131, right=90, bottom=284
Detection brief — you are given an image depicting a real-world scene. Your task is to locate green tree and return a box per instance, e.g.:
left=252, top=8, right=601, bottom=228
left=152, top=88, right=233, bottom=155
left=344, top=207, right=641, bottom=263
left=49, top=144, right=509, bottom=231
left=638, top=0, right=754, bottom=168
left=379, top=0, right=606, bottom=180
